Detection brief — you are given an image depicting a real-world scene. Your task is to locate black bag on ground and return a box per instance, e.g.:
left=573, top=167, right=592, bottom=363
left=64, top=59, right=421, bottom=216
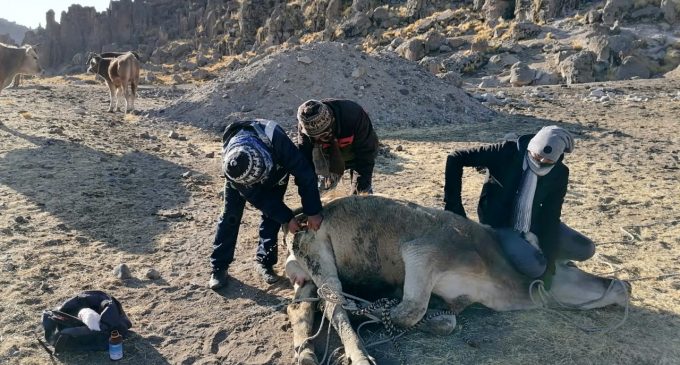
left=42, top=290, right=132, bottom=353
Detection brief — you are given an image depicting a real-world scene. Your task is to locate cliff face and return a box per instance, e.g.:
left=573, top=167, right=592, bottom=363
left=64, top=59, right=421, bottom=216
left=24, top=0, right=224, bottom=69
left=0, top=18, right=30, bottom=44
left=20, top=0, right=680, bottom=73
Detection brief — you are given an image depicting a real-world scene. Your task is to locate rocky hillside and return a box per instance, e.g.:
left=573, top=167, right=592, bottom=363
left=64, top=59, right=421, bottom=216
left=0, top=18, right=29, bottom=44
left=21, top=0, right=680, bottom=88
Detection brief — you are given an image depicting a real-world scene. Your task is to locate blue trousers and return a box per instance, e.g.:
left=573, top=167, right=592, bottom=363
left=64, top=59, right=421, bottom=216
left=210, top=181, right=287, bottom=272
left=496, top=223, right=595, bottom=279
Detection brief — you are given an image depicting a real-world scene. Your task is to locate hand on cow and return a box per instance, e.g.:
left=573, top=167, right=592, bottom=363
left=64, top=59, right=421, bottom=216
left=306, top=214, right=323, bottom=231
left=287, top=217, right=301, bottom=234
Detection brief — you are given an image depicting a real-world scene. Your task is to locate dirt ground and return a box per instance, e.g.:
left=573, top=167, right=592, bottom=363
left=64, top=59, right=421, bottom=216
left=0, top=77, right=678, bottom=365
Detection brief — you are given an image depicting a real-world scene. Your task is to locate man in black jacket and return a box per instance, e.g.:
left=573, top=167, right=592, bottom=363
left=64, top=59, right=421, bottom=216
left=209, top=119, right=323, bottom=290
left=296, top=99, right=379, bottom=194
left=444, top=126, right=595, bottom=282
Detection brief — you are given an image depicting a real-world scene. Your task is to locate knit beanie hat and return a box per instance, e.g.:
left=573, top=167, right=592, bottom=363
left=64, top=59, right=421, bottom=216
left=527, top=126, right=574, bottom=162
left=297, top=100, right=334, bottom=137
left=223, top=130, right=273, bottom=186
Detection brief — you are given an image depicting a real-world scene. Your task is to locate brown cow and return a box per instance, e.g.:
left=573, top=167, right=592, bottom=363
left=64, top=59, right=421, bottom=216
left=87, top=52, right=140, bottom=113
left=0, top=44, right=42, bottom=94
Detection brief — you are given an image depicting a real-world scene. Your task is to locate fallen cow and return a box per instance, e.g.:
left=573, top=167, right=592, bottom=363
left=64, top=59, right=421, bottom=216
left=285, top=195, right=630, bottom=365
left=86, top=52, right=140, bottom=113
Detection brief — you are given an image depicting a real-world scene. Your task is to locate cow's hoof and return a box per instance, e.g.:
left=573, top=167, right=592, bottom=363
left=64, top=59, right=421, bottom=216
left=294, top=348, right=318, bottom=365
left=419, top=314, right=457, bottom=336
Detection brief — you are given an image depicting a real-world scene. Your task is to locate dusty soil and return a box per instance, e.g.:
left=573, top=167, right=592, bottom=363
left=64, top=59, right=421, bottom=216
left=0, top=76, right=678, bottom=365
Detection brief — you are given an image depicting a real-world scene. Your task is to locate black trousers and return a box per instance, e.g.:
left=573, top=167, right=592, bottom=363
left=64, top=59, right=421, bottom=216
left=210, top=181, right=287, bottom=272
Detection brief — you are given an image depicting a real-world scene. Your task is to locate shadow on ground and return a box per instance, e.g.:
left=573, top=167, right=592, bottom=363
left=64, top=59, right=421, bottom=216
left=0, top=125, right=195, bottom=253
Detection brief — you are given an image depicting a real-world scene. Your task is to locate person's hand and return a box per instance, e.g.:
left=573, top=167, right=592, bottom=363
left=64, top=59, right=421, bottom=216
left=306, top=214, right=323, bottom=231
left=287, top=218, right=301, bottom=234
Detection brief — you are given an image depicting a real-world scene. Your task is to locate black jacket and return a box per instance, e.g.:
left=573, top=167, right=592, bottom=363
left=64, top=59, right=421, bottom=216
left=222, top=120, right=322, bottom=224
left=443, top=134, right=569, bottom=260
left=298, top=99, right=379, bottom=169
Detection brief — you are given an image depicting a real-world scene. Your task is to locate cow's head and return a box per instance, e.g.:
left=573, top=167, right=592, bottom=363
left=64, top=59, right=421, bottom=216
left=20, top=45, right=43, bottom=75
left=86, top=54, right=102, bottom=74
left=545, top=261, right=631, bottom=309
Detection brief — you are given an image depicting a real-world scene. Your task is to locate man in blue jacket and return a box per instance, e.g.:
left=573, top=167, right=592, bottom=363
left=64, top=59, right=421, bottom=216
left=209, top=119, right=323, bottom=290
left=444, top=126, right=595, bottom=285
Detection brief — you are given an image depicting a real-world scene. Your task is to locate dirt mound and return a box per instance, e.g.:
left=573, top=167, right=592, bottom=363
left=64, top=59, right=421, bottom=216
left=161, top=42, right=493, bottom=131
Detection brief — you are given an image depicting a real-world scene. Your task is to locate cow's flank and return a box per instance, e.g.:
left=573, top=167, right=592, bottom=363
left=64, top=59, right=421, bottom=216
left=285, top=195, right=630, bottom=365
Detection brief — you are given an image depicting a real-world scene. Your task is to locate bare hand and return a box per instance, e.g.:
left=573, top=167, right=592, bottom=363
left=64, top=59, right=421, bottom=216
left=287, top=218, right=301, bottom=234
left=306, top=214, right=323, bottom=231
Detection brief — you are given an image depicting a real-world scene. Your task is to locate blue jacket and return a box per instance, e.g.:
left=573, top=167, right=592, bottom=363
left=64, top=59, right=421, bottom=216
left=222, top=120, right=322, bottom=224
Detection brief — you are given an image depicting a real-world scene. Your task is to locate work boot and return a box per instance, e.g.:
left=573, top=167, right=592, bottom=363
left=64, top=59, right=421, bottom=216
left=254, top=262, right=279, bottom=284
left=209, top=270, right=229, bottom=290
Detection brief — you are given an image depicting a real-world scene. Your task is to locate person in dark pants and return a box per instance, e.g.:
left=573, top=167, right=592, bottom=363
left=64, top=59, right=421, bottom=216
left=209, top=119, right=323, bottom=290
left=443, top=126, right=595, bottom=286
left=296, top=99, right=379, bottom=194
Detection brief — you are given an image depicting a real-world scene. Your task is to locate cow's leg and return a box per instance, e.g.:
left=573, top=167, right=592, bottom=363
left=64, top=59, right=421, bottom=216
left=301, top=236, right=373, bottom=365
left=129, top=80, right=137, bottom=114
left=390, top=245, right=436, bottom=329
left=115, top=86, right=123, bottom=112
left=106, top=82, right=116, bottom=112
left=123, top=82, right=130, bottom=114
left=288, top=281, right=319, bottom=365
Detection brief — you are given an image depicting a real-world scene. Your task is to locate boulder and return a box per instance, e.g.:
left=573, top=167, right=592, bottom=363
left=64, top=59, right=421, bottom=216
left=559, top=51, right=597, bottom=85
left=338, top=12, right=372, bottom=38
left=436, top=71, right=463, bottom=87
left=533, top=70, right=560, bottom=85
left=508, top=22, right=542, bottom=41
left=614, top=55, right=652, bottom=80
left=602, top=0, right=634, bottom=26
left=510, top=62, right=535, bottom=86
left=489, top=53, right=520, bottom=67
left=371, top=6, right=396, bottom=28
left=483, top=0, right=513, bottom=25
left=424, top=31, right=446, bottom=54
left=395, top=38, right=426, bottom=62
left=419, top=57, right=443, bottom=74
left=442, top=51, right=487, bottom=74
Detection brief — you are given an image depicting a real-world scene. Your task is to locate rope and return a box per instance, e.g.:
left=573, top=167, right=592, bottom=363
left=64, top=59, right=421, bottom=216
left=293, top=283, right=457, bottom=365
left=529, top=279, right=629, bottom=334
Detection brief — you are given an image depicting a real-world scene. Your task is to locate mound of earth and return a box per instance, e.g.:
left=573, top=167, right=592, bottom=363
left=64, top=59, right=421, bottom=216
left=161, top=42, right=493, bottom=131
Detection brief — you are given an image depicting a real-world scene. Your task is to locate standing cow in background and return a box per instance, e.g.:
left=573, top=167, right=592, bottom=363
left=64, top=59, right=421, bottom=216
left=0, top=44, right=42, bottom=94
left=87, top=52, right=140, bottom=114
